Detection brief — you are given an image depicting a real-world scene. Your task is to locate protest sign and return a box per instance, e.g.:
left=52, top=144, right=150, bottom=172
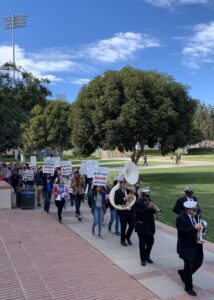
left=30, top=156, right=37, bottom=167
left=44, top=157, right=61, bottom=168
left=86, top=160, right=99, bottom=178
left=61, top=161, right=72, bottom=176
left=23, top=169, right=34, bottom=181
left=93, top=167, right=108, bottom=186
left=43, top=164, right=55, bottom=175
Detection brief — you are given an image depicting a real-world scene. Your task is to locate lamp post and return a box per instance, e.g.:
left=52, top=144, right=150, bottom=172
left=3, top=14, right=27, bottom=77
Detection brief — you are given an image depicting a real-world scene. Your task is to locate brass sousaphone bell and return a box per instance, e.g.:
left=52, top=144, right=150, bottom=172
left=109, top=162, right=139, bottom=210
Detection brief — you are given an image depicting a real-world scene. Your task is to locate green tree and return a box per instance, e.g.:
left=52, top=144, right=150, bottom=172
left=0, top=69, right=51, bottom=153
left=72, top=66, right=198, bottom=164
left=193, top=102, right=214, bottom=141
left=21, top=100, right=72, bottom=158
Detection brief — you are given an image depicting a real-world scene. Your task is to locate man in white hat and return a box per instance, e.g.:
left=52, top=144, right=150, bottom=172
left=176, top=200, right=204, bottom=297
left=173, top=187, right=199, bottom=215
left=135, top=188, right=157, bottom=266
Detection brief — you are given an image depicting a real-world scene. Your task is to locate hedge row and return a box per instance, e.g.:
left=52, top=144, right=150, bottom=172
left=187, top=148, right=214, bottom=155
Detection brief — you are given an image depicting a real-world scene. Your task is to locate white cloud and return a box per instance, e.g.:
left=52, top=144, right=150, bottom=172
left=0, top=44, right=77, bottom=81
left=85, top=32, right=160, bottom=63
left=145, top=0, right=210, bottom=8
left=69, top=78, right=91, bottom=85
left=182, top=21, right=214, bottom=69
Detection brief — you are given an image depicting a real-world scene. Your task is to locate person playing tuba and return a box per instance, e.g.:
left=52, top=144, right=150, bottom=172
left=114, top=178, right=135, bottom=246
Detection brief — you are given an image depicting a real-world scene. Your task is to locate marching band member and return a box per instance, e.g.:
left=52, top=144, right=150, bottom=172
left=176, top=200, right=204, bottom=297
left=134, top=188, right=156, bottom=266
left=114, top=178, right=134, bottom=246
left=173, top=187, right=199, bottom=215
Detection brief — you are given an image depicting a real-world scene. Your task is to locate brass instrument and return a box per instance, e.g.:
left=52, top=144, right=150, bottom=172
left=109, top=162, right=139, bottom=210
left=197, top=215, right=207, bottom=244
left=146, top=197, right=162, bottom=214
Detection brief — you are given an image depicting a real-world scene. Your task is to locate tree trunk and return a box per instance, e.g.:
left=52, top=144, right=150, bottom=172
left=57, top=147, right=63, bottom=159
left=131, top=150, right=143, bottom=165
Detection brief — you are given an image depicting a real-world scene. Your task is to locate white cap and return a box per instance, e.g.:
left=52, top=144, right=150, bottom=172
left=183, top=200, right=197, bottom=209
left=140, top=187, right=150, bottom=194
left=184, top=187, right=193, bottom=193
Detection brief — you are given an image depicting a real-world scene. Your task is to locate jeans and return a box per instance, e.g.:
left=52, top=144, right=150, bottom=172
left=74, top=194, right=83, bottom=215
left=108, top=208, right=120, bottom=233
left=92, top=207, right=104, bottom=235
left=43, top=192, right=52, bottom=213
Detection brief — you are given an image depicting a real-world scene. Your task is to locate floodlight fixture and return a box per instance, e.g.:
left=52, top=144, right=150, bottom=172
left=3, top=14, right=27, bottom=77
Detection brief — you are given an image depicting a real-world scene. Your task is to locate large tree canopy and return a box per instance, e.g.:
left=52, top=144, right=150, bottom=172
left=21, top=100, right=72, bottom=158
left=0, top=70, right=51, bottom=153
left=71, top=66, right=198, bottom=163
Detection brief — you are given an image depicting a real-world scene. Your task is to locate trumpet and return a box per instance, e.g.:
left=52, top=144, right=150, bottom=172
left=197, top=215, right=208, bottom=244
left=145, top=196, right=162, bottom=214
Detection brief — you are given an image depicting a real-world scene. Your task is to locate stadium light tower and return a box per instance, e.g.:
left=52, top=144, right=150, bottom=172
left=3, top=14, right=27, bottom=76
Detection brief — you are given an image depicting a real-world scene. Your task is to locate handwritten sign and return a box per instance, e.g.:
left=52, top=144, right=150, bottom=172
left=61, top=161, right=72, bottom=176
left=30, top=156, right=37, bottom=167
left=23, top=170, right=34, bottom=181
left=43, top=164, right=55, bottom=175
left=93, top=167, right=108, bottom=186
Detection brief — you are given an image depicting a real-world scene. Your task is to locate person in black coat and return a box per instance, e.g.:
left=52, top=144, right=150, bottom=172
left=173, top=187, right=198, bottom=215
left=135, top=188, right=156, bottom=266
left=114, top=178, right=135, bottom=246
left=176, top=200, right=204, bottom=297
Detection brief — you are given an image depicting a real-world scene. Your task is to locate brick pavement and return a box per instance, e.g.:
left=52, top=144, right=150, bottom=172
left=0, top=209, right=159, bottom=300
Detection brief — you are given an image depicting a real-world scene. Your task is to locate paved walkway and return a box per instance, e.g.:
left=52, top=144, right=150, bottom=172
left=0, top=204, right=214, bottom=300
left=61, top=204, right=214, bottom=300
left=0, top=208, right=158, bottom=300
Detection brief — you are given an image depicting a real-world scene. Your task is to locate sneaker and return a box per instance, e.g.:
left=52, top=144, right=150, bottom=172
left=115, top=231, right=121, bottom=235
left=184, top=288, right=197, bottom=297
left=98, top=234, right=104, bottom=239
left=78, top=216, right=82, bottom=221
left=147, top=258, right=153, bottom=263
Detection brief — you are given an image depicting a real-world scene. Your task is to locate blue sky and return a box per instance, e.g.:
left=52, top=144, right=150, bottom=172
left=0, top=0, right=214, bottom=104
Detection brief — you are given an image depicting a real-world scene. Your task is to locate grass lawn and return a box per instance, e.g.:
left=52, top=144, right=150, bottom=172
left=109, top=165, right=214, bottom=243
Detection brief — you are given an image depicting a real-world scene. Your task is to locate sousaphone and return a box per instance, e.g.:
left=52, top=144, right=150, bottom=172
left=109, top=162, right=139, bottom=210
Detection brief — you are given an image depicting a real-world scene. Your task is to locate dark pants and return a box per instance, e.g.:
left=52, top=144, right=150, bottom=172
left=118, top=210, right=134, bottom=242
left=74, top=194, right=83, bottom=215
left=43, top=192, right=52, bottom=213
left=137, top=233, right=154, bottom=262
left=181, top=246, right=203, bottom=289
left=55, top=199, right=65, bottom=221
left=70, top=193, right=74, bottom=206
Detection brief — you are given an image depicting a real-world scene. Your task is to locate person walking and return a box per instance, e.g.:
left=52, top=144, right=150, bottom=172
left=173, top=187, right=198, bottom=215
left=114, top=178, right=135, bottom=246
left=71, top=169, right=85, bottom=221
left=135, top=188, right=156, bottom=266
left=108, top=178, right=120, bottom=235
left=88, top=185, right=106, bottom=238
left=43, top=173, right=53, bottom=213
left=176, top=200, right=204, bottom=297
left=53, top=177, right=68, bottom=223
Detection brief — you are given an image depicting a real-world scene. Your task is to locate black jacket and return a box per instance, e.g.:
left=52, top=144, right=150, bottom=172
left=134, top=198, right=156, bottom=236
left=176, top=211, right=203, bottom=260
left=173, top=196, right=198, bottom=214
left=114, top=188, right=130, bottom=206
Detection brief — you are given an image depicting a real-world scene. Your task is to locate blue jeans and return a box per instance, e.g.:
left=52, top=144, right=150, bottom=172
left=93, top=207, right=104, bottom=235
left=108, top=208, right=120, bottom=233
left=74, top=194, right=83, bottom=215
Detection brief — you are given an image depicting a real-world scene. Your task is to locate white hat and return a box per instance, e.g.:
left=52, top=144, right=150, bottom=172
left=140, top=187, right=150, bottom=194
left=184, top=187, right=193, bottom=193
left=183, top=200, right=197, bottom=209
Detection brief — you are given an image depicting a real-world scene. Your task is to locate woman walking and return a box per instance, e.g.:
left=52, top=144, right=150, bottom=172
left=88, top=185, right=106, bottom=238
left=53, top=177, right=68, bottom=223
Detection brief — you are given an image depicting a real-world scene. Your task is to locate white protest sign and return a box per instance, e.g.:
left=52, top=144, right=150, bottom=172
left=86, top=160, right=99, bottom=178
left=61, top=161, right=72, bottom=176
left=23, top=169, right=34, bottom=181
left=44, top=157, right=61, bottom=168
left=79, top=160, right=87, bottom=175
left=30, top=156, right=37, bottom=167
left=93, top=167, right=109, bottom=186
left=43, top=164, right=55, bottom=175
